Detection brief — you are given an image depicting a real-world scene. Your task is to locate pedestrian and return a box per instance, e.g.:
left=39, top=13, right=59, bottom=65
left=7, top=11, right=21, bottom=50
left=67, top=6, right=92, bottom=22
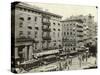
left=82, top=54, right=85, bottom=62
left=78, top=55, right=82, bottom=68
left=66, top=58, right=70, bottom=70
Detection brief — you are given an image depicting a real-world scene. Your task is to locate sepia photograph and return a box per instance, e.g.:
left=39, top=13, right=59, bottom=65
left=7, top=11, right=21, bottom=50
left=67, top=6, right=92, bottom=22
left=11, top=1, right=97, bottom=73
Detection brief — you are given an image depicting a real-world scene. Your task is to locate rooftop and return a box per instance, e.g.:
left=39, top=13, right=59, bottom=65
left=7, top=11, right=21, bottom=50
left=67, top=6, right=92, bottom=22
left=11, top=1, right=62, bottom=18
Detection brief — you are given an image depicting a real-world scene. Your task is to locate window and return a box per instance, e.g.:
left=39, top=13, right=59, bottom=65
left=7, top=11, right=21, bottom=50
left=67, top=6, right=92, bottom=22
left=53, top=32, right=55, bottom=38
left=27, top=31, right=31, bottom=35
left=70, top=32, right=72, bottom=35
left=73, top=47, right=75, bottom=51
left=58, top=23, right=60, bottom=26
left=54, top=43, right=56, bottom=46
left=35, top=43, right=37, bottom=49
left=35, top=27, right=39, bottom=30
left=28, top=26, right=32, bottom=29
left=58, top=32, right=59, bottom=37
left=34, top=17, right=37, bottom=22
left=24, top=9, right=27, bottom=12
left=58, top=29, right=60, bottom=31
left=53, top=28, right=56, bottom=31
left=19, top=31, right=23, bottom=36
left=19, top=22, right=23, bottom=27
left=53, top=23, right=55, bottom=25
left=35, top=31, right=37, bottom=35
left=19, top=17, right=24, bottom=21
left=64, top=32, right=66, bottom=36
left=35, top=31, right=38, bottom=38
left=27, top=17, right=31, bottom=20
left=67, top=32, right=69, bottom=35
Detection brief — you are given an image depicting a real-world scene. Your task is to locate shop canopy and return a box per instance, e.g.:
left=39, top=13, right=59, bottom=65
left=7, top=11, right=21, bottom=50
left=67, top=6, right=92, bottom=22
left=21, top=59, right=39, bottom=65
left=34, top=49, right=59, bottom=57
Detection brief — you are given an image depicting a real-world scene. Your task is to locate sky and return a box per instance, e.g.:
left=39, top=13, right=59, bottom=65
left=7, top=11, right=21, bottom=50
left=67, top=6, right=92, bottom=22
left=28, top=2, right=97, bottom=22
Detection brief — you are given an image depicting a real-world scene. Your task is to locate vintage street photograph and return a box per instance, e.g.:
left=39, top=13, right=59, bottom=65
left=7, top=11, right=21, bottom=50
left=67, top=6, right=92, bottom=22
left=11, top=1, right=97, bottom=73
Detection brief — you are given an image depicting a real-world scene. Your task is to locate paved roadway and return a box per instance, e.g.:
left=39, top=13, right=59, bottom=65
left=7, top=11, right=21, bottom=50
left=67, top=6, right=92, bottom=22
left=28, top=56, right=97, bottom=72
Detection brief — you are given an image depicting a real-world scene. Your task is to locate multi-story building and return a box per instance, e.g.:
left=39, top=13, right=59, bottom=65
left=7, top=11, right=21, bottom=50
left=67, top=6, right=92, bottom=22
left=62, top=16, right=84, bottom=53
left=11, top=2, right=62, bottom=67
left=50, top=16, right=62, bottom=49
left=85, top=14, right=97, bottom=45
left=62, top=14, right=97, bottom=53
left=12, top=2, right=43, bottom=64
left=82, top=14, right=97, bottom=46
left=41, top=14, right=62, bottom=50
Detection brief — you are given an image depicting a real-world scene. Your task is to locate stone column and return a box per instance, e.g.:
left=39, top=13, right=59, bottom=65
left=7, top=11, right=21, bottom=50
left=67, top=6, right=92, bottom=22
left=15, top=47, right=19, bottom=59
left=23, top=46, right=27, bottom=61
left=29, top=45, right=33, bottom=60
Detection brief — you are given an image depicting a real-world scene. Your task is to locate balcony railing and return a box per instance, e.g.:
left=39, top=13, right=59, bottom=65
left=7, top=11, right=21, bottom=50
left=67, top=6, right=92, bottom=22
left=77, top=30, right=83, bottom=32
left=62, top=37, right=67, bottom=41
left=42, top=36, right=51, bottom=40
left=78, top=40, right=83, bottom=42
left=77, top=35, right=83, bottom=37
left=77, top=25, right=83, bottom=28
left=42, top=21, right=51, bottom=26
left=42, top=26, right=51, bottom=32
left=16, top=36, right=35, bottom=42
left=43, top=47, right=53, bottom=50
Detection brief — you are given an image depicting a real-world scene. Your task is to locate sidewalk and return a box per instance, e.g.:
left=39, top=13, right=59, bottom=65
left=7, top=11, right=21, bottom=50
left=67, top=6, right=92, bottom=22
left=65, top=56, right=97, bottom=70
left=27, top=56, right=97, bottom=72
left=29, top=62, right=58, bottom=72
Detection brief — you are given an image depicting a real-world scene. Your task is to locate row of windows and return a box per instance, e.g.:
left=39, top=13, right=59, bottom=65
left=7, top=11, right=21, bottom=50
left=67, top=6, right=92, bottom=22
left=53, top=22, right=60, bottom=26
left=53, top=28, right=60, bottom=31
left=64, top=43, right=76, bottom=46
left=53, top=32, right=61, bottom=38
left=63, top=23, right=76, bottom=27
left=19, top=30, right=39, bottom=38
left=19, top=16, right=37, bottom=28
left=19, top=16, right=37, bottom=21
left=65, top=48, right=76, bottom=51
left=52, top=40, right=61, bottom=42
left=64, top=32, right=76, bottom=35
left=19, top=31, right=76, bottom=38
left=19, top=22, right=33, bottom=30
left=19, top=17, right=61, bottom=26
left=19, top=31, right=60, bottom=38
left=19, top=31, right=31, bottom=36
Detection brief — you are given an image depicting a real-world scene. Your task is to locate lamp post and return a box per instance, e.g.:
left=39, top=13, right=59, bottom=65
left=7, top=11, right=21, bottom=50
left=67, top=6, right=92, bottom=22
left=86, top=48, right=89, bottom=62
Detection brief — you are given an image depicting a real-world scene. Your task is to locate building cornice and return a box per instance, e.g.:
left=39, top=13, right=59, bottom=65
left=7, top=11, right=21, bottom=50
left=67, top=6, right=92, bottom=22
left=12, top=1, right=62, bottom=18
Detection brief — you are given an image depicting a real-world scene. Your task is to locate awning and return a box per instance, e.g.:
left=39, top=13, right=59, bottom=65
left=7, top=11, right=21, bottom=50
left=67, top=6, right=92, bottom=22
left=44, top=55, right=56, bottom=59
left=21, top=59, right=39, bottom=65
left=34, top=49, right=59, bottom=57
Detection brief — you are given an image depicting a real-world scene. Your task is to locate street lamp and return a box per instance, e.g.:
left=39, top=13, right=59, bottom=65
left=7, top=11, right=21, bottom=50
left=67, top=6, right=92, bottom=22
left=86, top=48, right=89, bottom=62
